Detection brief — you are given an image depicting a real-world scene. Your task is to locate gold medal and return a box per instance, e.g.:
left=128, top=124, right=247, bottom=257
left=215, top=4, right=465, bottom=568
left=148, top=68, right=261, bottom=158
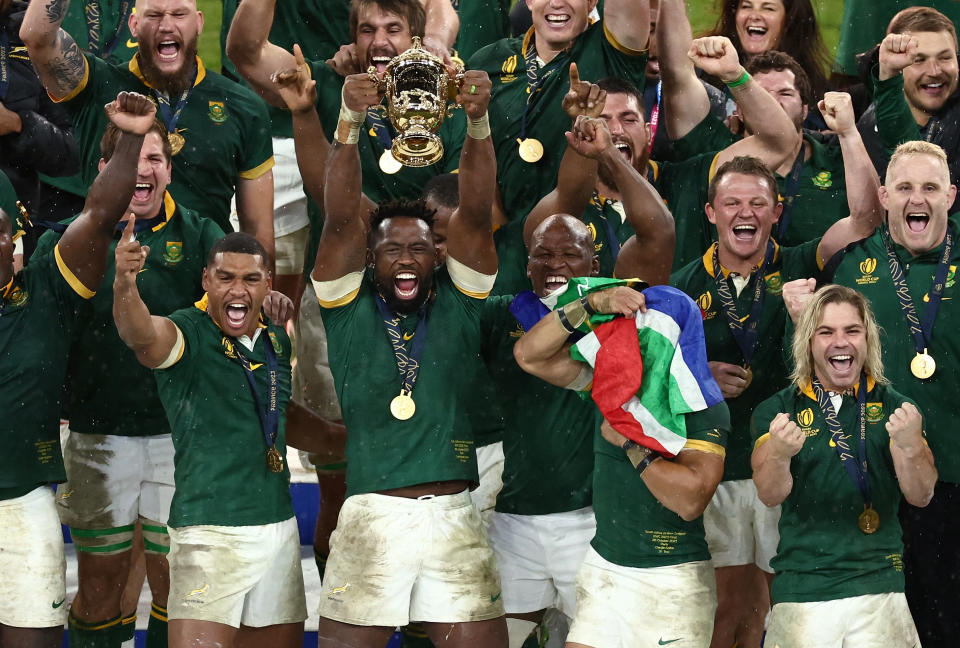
left=168, top=130, right=185, bottom=156
left=390, top=390, right=416, bottom=420
left=517, top=137, right=543, bottom=163
left=910, top=350, right=936, bottom=380
left=266, top=445, right=284, bottom=473
left=858, top=506, right=880, bottom=534
left=743, top=366, right=753, bottom=389
left=379, top=150, right=403, bottom=174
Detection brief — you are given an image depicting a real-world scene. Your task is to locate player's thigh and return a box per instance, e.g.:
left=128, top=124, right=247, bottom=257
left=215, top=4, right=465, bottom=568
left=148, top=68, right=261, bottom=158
left=236, top=620, right=304, bottom=648
left=422, top=616, right=508, bottom=648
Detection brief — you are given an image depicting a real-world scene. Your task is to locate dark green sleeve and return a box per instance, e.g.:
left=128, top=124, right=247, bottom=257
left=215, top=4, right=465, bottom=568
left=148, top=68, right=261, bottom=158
left=670, top=113, right=738, bottom=161
left=0, top=170, right=18, bottom=220
left=750, top=393, right=782, bottom=444
left=198, top=215, right=227, bottom=256
left=685, top=401, right=730, bottom=449
left=871, top=72, right=921, bottom=157
left=309, top=60, right=347, bottom=142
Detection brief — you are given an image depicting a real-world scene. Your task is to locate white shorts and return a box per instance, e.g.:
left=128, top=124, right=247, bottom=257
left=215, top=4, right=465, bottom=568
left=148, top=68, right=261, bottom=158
left=488, top=507, right=595, bottom=617
left=766, top=592, right=920, bottom=648
left=702, top=479, right=780, bottom=571
left=566, top=547, right=716, bottom=648
left=270, top=136, right=309, bottom=239
left=274, top=224, right=310, bottom=275
left=471, top=441, right=505, bottom=524
left=0, top=487, right=67, bottom=627
left=292, top=282, right=342, bottom=422
left=167, top=517, right=307, bottom=628
left=318, top=490, right=504, bottom=627
left=58, top=432, right=174, bottom=540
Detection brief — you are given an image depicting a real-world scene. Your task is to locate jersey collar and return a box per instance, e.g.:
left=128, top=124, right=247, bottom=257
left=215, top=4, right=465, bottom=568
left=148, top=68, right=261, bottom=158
left=128, top=55, right=206, bottom=89
left=799, top=375, right=876, bottom=401
left=701, top=240, right=781, bottom=279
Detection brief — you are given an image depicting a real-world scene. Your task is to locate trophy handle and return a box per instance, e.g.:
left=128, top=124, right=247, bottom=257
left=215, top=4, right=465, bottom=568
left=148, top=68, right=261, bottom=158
left=447, top=68, right=465, bottom=105
left=367, top=66, right=387, bottom=93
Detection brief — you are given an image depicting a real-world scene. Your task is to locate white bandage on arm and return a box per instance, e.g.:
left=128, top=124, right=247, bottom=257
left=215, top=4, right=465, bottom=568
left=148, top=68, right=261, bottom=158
left=447, top=255, right=496, bottom=298
left=156, top=325, right=185, bottom=370
left=466, top=112, right=491, bottom=140
left=335, top=88, right=366, bottom=145
left=565, top=364, right=594, bottom=392
left=312, top=271, right=364, bottom=307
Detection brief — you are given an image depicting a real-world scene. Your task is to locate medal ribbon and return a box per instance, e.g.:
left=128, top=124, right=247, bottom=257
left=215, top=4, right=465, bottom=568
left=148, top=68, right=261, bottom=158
left=0, top=30, right=8, bottom=101
left=811, top=373, right=871, bottom=509
left=152, top=66, right=198, bottom=138
left=776, top=142, right=806, bottom=241
left=519, top=39, right=566, bottom=142
left=646, top=80, right=662, bottom=154
left=592, top=191, right=621, bottom=261
left=374, top=294, right=429, bottom=395
left=228, top=333, right=280, bottom=451
left=85, top=0, right=134, bottom=58
left=711, top=240, right=775, bottom=366
left=366, top=105, right=394, bottom=151
left=883, top=228, right=953, bottom=356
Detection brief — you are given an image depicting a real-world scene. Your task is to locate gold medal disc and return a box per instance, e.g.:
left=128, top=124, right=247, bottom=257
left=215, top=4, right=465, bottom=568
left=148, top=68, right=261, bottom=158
left=266, top=446, right=284, bottom=473
left=858, top=506, right=880, bottom=534
left=379, top=150, right=403, bottom=175
left=517, top=138, right=544, bottom=163
left=390, top=392, right=416, bottom=420
left=910, top=351, right=936, bottom=380
left=168, top=131, right=185, bottom=156
left=743, top=366, right=754, bottom=389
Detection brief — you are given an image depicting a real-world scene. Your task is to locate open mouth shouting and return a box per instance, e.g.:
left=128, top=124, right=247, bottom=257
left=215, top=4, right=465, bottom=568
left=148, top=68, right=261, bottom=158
left=369, top=50, right=396, bottom=75
left=545, top=13, right=572, bottom=29
left=905, top=211, right=931, bottom=233
left=544, top=274, right=569, bottom=293
left=613, top=139, right=633, bottom=165
left=394, top=271, right=419, bottom=300
left=224, top=301, right=251, bottom=332
left=133, top=182, right=154, bottom=203
left=732, top=223, right=759, bottom=242
left=157, top=39, right=181, bottom=64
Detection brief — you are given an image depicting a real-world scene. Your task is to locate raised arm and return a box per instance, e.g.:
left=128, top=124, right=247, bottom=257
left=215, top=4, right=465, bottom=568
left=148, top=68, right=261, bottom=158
left=311, top=73, right=382, bottom=282
left=658, top=0, right=711, bottom=141
left=696, top=37, right=797, bottom=171
left=20, top=0, right=87, bottom=100
left=751, top=412, right=804, bottom=506
left=600, top=420, right=723, bottom=521
left=818, top=92, right=883, bottom=262
left=874, top=33, right=926, bottom=142
left=603, top=0, right=650, bottom=54
left=514, top=286, right=646, bottom=387
left=422, top=0, right=460, bottom=59
left=444, top=70, right=497, bottom=274
left=225, top=0, right=297, bottom=108
left=58, top=92, right=156, bottom=292
left=886, top=402, right=937, bottom=507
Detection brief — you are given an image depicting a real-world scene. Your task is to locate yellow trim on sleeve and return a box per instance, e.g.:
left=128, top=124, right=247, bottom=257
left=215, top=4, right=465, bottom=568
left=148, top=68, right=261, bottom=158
left=602, top=23, right=648, bottom=57
left=238, top=156, right=275, bottom=180
left=54, top=243, right=95, bottom=299
left=648, top=160, right=659, bottom=182
left=815, top=245, right=826, bottom=270
left=707, top=152, right=722, bottom=184
left=50, top=56, right=90, bottom=103
left=682, top=439, right=726, bottom=458
left=316, top=287, right=360, bottom=308
left=754, top=432, right=771, bottom=451
left=455, top=285, right=492, bottom=299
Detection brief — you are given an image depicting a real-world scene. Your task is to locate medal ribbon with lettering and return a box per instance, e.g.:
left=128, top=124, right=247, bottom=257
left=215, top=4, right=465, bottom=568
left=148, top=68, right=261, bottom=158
left=366, top=106, right=401, bottom=173
left=711, top=240, right=774, bottom=376
left=375, top=294, right=429, bottom=420
left=85, top=0, right=134, bottom=58
left=152, top=65, right=198, bottom=154
left=883, top=228, right=953, bottom=380
left=229, top=333, right=283, bottom=473
left=775, top=142, right=806, bottom=241
left=517, top=39, right=565, bottom=162
left=592, top=191, right=621, bottom=261
left=0, top=30, right=9, bottom=101
left=646, top=80, right=662, bottom=154
left=811, top=373, right=878, bottom=533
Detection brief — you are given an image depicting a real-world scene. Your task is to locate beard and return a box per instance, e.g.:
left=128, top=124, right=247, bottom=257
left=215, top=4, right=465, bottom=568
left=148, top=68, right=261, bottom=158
left=137, top=37, right=199, bottom=96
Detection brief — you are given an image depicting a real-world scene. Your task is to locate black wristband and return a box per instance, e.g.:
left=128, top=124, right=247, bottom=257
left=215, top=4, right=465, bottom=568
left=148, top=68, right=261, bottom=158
left=580, top=295, right=597, bottom=316
left=556, top=308, right=576, bottom=334
left=635, top=451, right=661, bottom=476
left=622, top=439, right=638, bottom=451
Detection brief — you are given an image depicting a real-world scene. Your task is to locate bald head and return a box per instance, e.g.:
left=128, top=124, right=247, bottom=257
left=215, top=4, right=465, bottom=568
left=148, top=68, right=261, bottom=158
left=527, top=214, right=598, bottom=297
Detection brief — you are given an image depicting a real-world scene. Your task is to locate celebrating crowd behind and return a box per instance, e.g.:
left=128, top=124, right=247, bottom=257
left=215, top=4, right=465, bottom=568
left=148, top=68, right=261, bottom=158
left=2, top=0, right=960, bottom=647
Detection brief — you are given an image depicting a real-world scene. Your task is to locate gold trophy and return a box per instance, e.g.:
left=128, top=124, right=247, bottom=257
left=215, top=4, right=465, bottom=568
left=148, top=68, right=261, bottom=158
left=370, top=37, right=463, bottom=167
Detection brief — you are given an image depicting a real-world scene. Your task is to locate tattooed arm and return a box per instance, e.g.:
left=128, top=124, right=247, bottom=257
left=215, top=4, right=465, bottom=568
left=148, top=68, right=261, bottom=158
left=20, top=0, right=88, bottom=100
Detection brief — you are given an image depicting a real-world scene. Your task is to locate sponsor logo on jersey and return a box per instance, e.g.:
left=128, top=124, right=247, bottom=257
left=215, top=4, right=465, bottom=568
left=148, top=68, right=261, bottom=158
left=856, top=257, right=879, bottom=285
left=163, top=241, right=183, bottom=265
left=811, top=170, right=832, bottom=189
left=866, top=402, right=883, bottom=424
left=509, top=323, right=525, bottom=339
left=585, top=222, right=603, bottom=252
left=764, top=271, right=783, bottom=295
left=208, top=101, right=227, bottom=124
left=696, top=291, right=715, bottom=319
left=269, top=331, right=283, bottom=355
left=221, top=336, right=237, bottom=359
left=126, top=39, right=138, bottom=49
left=7, top=285, right=28, bottom=307
left=797, top=407, right=820, bottom=437
left=184, top=584, right=208, bottom=601
left=500, top=55, right=517, bottom=83
left=947, top=264, right=956, bottom=289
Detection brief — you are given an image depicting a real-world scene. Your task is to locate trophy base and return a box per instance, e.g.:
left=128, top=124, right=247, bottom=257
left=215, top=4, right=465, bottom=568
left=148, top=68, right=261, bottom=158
left=392, top=131, right=444, bottom=168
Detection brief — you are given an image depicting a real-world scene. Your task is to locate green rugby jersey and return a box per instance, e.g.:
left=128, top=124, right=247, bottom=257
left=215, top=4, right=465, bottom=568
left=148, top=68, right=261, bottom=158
left=34, top=195, right=223, bottom=438
left=220, top=0, right=349, bottom=139
left=670, top=239, right=822, bottom=480
left=318, top=269, right=489, bottom=497
left=157, top=304, right=294, bottom=527
left=452, top=0, right=512, bottom=63
left=0, top=170, right=18, bottom=219
left=479, top=296, right=594, bottom=515
left=591, top=402, right=730, bottom=568
left=830, top=219, right=960, bottom=483
left=468, top=23, right=647, bottom=222
left=752, top=380, right=916, bottom=603
left=60, top=0, right=138, bottom=66
left=0, top=245, right=91, bottom=499
left=651, top=155, right=721, bottom=272
left=58, top=54, right=274, bottom=233
left=308, top=60, right=466, bottom=203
